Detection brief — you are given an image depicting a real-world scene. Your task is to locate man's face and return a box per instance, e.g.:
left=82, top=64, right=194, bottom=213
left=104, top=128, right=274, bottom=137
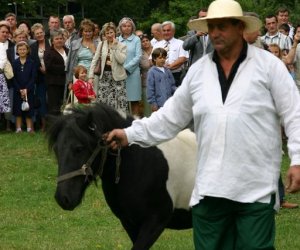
left=198, top=10, right=207, bottom=18
left=243, top=30, right=260, bottom=44
left=49, top=17, right=60, bottom=30
left=208, top=18, right=244, bottom=54
left=277, top=11, right=289, bottom=25
left=265, top=17, right=278, bottom=35
left=151, top=26, right=162, bottom=40
left=63, top=17, right=75, bottom=32
left=5, top=16, right=17, bottom=29
left=0, top=26, right=10, bottom=42
left=162, top=24, right=174, bottom=41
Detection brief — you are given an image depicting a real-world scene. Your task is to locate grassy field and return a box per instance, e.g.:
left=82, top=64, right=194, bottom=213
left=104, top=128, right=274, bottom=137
left=0, top=131, right=299, bottom=249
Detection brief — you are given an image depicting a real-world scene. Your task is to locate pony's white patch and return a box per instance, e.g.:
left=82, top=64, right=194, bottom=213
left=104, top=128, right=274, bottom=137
left=117, top=109, right=127, bottom=119
left=157, top=129, right=197, bottom=210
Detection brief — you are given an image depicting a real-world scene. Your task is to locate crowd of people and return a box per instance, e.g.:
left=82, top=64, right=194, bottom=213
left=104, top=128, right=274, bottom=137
left=1, top=6, right=299, bottom=132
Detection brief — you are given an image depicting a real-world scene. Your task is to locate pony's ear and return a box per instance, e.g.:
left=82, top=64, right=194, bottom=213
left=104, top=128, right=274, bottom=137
left=75, top=108, right=103, bottom=137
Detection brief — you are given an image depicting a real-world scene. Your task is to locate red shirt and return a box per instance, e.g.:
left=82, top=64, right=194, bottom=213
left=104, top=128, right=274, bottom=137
left=72, top=79, right=96, bottom=104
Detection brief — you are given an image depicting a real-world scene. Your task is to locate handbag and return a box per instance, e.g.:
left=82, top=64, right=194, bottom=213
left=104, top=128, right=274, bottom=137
left=93, top=42, right=104, bottom=75
left=61, top=90, right=74, bottom=115
left=21, top=93, right=30, bottom=111
left=4, top=60, right=14, bottom=80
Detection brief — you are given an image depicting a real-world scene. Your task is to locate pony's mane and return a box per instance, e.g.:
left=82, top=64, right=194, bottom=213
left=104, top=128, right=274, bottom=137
left=46, top=103, right=133, bottom=150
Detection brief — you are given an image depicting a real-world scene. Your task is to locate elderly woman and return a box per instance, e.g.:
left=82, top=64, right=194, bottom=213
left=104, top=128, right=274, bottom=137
left=44, top=29, right=69, bottom=115
left=66, top=19, right=98, bottom=88
left=89, top=22, right=127, bottom=114
left=0, top=22, right=14, bottom=130
left=118, top=17, right=142, bottom=115
left=30, top=23, right=50, bottom=131
left=5, top=27, right=29, bottom=130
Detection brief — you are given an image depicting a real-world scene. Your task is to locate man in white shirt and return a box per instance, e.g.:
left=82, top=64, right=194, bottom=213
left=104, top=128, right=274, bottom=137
left=107, top=0, right=300, bottom=249
left=150, top=23, right=163, bottom=46
left=261, top=14, right=291, bottom=50
left=152, top=21, right=189, bottom=86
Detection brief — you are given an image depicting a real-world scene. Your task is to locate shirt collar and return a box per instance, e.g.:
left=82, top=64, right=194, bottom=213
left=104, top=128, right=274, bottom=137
left=212, top=40, right=248, bottom=64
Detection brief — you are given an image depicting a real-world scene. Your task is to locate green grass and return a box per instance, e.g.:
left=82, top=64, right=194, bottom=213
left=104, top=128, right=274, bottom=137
left=0, top=131, right=299, bottom=249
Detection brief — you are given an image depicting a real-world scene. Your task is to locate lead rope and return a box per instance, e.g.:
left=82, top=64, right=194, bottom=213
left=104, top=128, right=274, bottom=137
left=115, top=146, right=121, bottom=184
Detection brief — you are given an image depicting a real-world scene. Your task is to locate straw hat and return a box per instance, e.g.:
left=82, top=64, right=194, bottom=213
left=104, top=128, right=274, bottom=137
left=188, top=0, right=262, bottom=33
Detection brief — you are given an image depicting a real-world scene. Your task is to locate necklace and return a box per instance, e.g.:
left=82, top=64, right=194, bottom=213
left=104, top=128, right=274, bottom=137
left=82, top=41, right=92, bottom=49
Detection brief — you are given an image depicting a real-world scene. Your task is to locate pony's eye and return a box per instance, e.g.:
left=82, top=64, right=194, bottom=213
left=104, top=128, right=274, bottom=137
left=74, top=145, right=84, bottom=153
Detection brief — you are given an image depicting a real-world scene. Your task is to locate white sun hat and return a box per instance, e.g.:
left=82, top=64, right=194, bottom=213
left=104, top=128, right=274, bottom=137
left=188, top=0, right=262, bottom=33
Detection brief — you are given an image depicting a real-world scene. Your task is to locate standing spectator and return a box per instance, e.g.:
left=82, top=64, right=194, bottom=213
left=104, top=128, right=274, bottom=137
left=276, top=7, right=294, bottom=39
left=44, top=29, right=68, bottom=115
left=150, top=23, right=163, bottom=47
left=0, top=22, right=12, bottom=129
left=5, top=13, right=17, bottom=40
left=183, top=8, right=214, bottom=65
left=72, top=65, right=95, bottom=104
left=140, top=34, right=153, bottom=117
left=63, top=15, right=79, bottom=49
left=118, top=17, right=142, bottom=115
left=12, top=41, right=36, bottom=133
left=147, top=48, right=176, bottom=112
left=243, top=12, right=265, bottom=49
left=93, top=23, right=101, bottom=43
left=6, top=28, right=29, bottom=131
left=17, top=20, right=36, bottom=45
left=152, top=21, right=189, bottom=87
left=66, top=19, right=98, bottom=90
left=285, top=25, right=300, bottom=91
left=46, top=16, right=61, bottom=42
left=89, top=22, right=128, bottom=114
left=107, top=0, right=300, bottom=249
left=135, top=30, right=143, bottom=37
left=30, top=23, right=50, bottom=132
left=261, top=14, right=291, bottom=51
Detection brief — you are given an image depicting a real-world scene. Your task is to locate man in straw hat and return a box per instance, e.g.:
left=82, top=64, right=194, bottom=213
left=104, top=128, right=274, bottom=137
left=106, top=0, right=300, bottom=249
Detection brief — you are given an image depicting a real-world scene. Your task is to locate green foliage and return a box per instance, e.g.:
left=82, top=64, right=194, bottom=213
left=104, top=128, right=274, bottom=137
left=2, top=0, right=300, bottom=37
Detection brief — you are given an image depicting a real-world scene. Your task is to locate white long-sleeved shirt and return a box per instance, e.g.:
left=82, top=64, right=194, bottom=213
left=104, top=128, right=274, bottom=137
left=125, top=45, right=300, bottom=207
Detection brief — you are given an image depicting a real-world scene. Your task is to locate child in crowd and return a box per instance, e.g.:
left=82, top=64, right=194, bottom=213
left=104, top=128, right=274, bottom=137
left=72, top=65, right=96, bottom=104
left=268, top=43, right=295, bottom=80
left=12, top=41, right=36, bottom=133
left=146, top=48, right=176, bottom=112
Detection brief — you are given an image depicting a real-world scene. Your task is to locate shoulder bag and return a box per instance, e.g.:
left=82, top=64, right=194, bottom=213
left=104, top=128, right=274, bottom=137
left=94, top=42, right=104, bottom=75
left=4, top=60, right=14, bottom=80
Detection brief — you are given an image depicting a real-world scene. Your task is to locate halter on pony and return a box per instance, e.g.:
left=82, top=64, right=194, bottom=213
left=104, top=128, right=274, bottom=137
left=56, top=124, right=122, bottom=184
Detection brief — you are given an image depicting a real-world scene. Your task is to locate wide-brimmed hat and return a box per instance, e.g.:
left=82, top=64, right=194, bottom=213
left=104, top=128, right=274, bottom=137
left=188, top=0, right=262, bottom=33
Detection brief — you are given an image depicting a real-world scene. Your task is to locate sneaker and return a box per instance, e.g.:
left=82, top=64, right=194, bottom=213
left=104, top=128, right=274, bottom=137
left=27, top=128, right=35, bottom=134
left=16, top=128, right=22, bottom=133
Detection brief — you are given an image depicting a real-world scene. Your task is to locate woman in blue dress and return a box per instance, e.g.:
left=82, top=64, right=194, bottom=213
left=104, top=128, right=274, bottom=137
left=118, top=17, right=142, bottom=115
left=66, top=19, right=98, bottom=92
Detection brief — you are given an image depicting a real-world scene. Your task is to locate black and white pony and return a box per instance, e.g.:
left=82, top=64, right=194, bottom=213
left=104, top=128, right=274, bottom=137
left=47, top=103, right=197, bottom=250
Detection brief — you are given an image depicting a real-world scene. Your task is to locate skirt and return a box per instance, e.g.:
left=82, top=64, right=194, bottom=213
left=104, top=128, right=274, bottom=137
left=97, top=71, right=128, bottom=114
left=0, top=74, right=11, bottom=113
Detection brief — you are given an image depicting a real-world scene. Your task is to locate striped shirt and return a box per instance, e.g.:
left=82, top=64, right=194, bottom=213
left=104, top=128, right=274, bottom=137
left=260, top=32, right=292, bottom=50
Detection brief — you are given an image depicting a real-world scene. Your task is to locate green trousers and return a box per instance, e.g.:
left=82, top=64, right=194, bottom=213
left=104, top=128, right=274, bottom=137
left=192, top=196, right=275, bottom=250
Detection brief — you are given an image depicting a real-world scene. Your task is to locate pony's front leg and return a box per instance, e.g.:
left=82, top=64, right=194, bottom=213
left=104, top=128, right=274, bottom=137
left=131, top=214, right=171, bottom=250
